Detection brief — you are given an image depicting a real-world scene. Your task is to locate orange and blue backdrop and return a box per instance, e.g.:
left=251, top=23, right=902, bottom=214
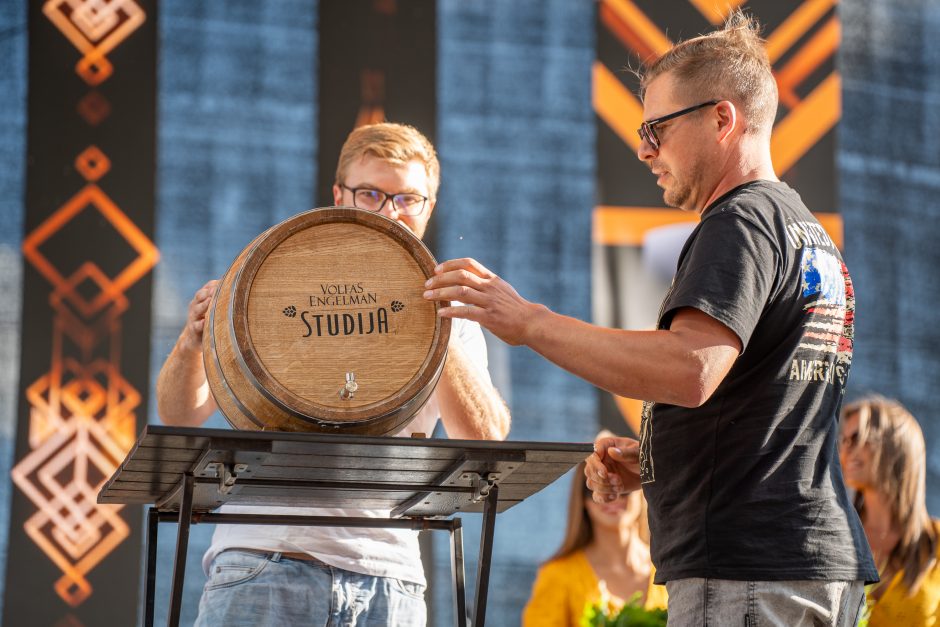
left=0, top=1, right=939, bottom=626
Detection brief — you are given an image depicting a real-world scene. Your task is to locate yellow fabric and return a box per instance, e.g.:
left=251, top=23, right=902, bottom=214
left=522, top=549, right=667, bottom=626
left=646, top=572, right=668, bottom=612
left=868, top=524, right=940, bottom=627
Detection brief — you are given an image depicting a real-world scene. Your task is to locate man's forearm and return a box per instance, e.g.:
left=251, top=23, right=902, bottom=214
left=155, top=339, right=216, bottom=426
left=436, top=343, right=510, bottom=440
left=522, top=306, right=740, bottom=408
left=425, top=259, right=740, bottom=406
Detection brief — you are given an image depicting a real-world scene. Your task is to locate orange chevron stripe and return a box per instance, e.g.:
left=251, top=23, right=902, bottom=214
left=687, top=0, right=746, bottom=26
left=600, top=0, right=672, bottom=58
left=600, top=2, right=659, bottom=62
left=613, top=395, right=644, bottom=435
left=814, top=212, right=843, bottom=249
left=771, top=71, right=840, bottom=175
left=776, top=17, right=839, bottom=108
left=593, top=205, right=843, bottom=249
left=593, top=206, right=699, bottom=246
left=593, top=62, right=644, bottom=152
left=765, top=0, right=837, bottom=64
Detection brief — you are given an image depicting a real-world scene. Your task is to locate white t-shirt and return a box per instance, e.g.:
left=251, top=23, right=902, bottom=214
left=202, top=317, right=491, bottom=585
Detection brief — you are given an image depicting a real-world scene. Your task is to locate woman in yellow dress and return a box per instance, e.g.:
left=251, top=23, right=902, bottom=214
left=840, top=396, right=940, bottom=625
left=522, top=457, right=666, bottom=626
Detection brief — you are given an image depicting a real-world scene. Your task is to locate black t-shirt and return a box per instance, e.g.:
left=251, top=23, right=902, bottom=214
left=640, top=180, right=878, bottom=584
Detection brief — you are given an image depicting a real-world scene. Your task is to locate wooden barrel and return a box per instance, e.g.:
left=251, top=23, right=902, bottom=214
left=203, top=206, right=451, bottom=435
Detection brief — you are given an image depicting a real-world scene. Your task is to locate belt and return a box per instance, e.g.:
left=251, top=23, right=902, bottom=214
left=232, top=548, right=327, bottom=564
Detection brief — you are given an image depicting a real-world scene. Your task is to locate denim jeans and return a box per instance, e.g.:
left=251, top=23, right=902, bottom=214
left=664, top=578, right=866, bottom=627
left=194, top=550, right=427, bottom=627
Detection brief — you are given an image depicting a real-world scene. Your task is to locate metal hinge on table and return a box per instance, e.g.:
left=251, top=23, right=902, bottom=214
left=204, top=462, right=251, bottom=496
left=460, top=471, right=502, bottom=503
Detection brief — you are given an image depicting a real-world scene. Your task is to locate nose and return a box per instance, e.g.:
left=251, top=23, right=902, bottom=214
left=637, top=137, right=657, bottom=162
left=378, top=198, right=401, bottom=220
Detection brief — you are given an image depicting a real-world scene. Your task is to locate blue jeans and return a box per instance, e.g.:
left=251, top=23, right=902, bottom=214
left=194, top=550, right=427, bottom=627
left=664, top=578, right=866, bottom=627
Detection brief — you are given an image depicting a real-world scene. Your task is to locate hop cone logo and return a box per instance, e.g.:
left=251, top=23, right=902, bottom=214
left=390, top=300, right=405, bottom=312
left=283, top=305, right=297, bottom=318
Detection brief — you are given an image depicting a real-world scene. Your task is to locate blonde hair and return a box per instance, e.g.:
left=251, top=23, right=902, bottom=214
left=842, top=395, right=937, bottom=594
left=334, top=122, right=440, bottom=199
left=641, top=10, right=778, bottom=136
left=546, top=446, right=650, bottom=564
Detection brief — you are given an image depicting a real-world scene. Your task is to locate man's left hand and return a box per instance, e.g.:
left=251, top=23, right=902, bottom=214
left=585, top=436, right=642, bottom=500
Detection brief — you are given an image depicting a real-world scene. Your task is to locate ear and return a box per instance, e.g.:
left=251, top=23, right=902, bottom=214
left=332, top=183, right=344, bottom=206
left=715, top=100, right=737, bottom=143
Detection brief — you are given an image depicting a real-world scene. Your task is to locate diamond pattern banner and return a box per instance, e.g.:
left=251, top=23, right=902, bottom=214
left=3, top=1, right=157, bottom=625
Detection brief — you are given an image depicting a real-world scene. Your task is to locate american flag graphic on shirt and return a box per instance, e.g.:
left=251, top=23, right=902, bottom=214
left=790, top=245, right=854, bottom=386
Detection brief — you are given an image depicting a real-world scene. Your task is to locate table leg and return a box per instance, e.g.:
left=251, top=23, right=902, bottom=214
left=472, top=484, right=499, bottom=627
left=167, top=474, right=195, bottom=627
left=450, top=519, right=467, bottom=627
left=145, top=507, right=159, bottom=627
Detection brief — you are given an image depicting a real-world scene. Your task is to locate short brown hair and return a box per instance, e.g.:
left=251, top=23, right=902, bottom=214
left=334, top=122, right=440, bottom=199
left=641, top=10, right=778, bottom=136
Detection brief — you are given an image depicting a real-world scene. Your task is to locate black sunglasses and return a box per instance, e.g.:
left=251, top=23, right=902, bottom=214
left=637, top=100, right=719, bottom=150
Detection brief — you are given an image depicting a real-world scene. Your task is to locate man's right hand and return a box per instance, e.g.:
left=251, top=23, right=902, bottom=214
left=422, top=258, right=545, bottom=347
left=584, top=436, right=642, bottom=502
left=180, top=280, right=218, bottom=352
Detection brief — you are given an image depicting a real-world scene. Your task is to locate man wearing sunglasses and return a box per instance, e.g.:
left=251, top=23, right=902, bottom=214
left=157, top=122, right=510, bottom=626
left=425, top=11, right=875, bottom=625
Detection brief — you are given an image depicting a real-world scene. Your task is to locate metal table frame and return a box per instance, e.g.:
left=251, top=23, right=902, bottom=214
left=143, top=477, right=498, bottom=627
left=99, top=426, right=592, bottom=627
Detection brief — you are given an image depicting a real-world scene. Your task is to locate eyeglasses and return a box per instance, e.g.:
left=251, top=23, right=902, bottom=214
left=637, top=100, right=719, bottom=150
left=342, top=185, right=428, bottom=216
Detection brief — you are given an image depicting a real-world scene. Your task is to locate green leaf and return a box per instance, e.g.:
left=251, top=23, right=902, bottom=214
left=579, top=594, right=667, bottom=627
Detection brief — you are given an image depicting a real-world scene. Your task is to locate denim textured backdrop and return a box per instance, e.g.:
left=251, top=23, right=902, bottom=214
left=0, top=0, right=27, bottom=617
left=839, top=0, right=940, bottom=511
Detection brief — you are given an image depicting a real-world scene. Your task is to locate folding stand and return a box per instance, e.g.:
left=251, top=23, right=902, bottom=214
left=99, top=425, right=592, bottom=627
